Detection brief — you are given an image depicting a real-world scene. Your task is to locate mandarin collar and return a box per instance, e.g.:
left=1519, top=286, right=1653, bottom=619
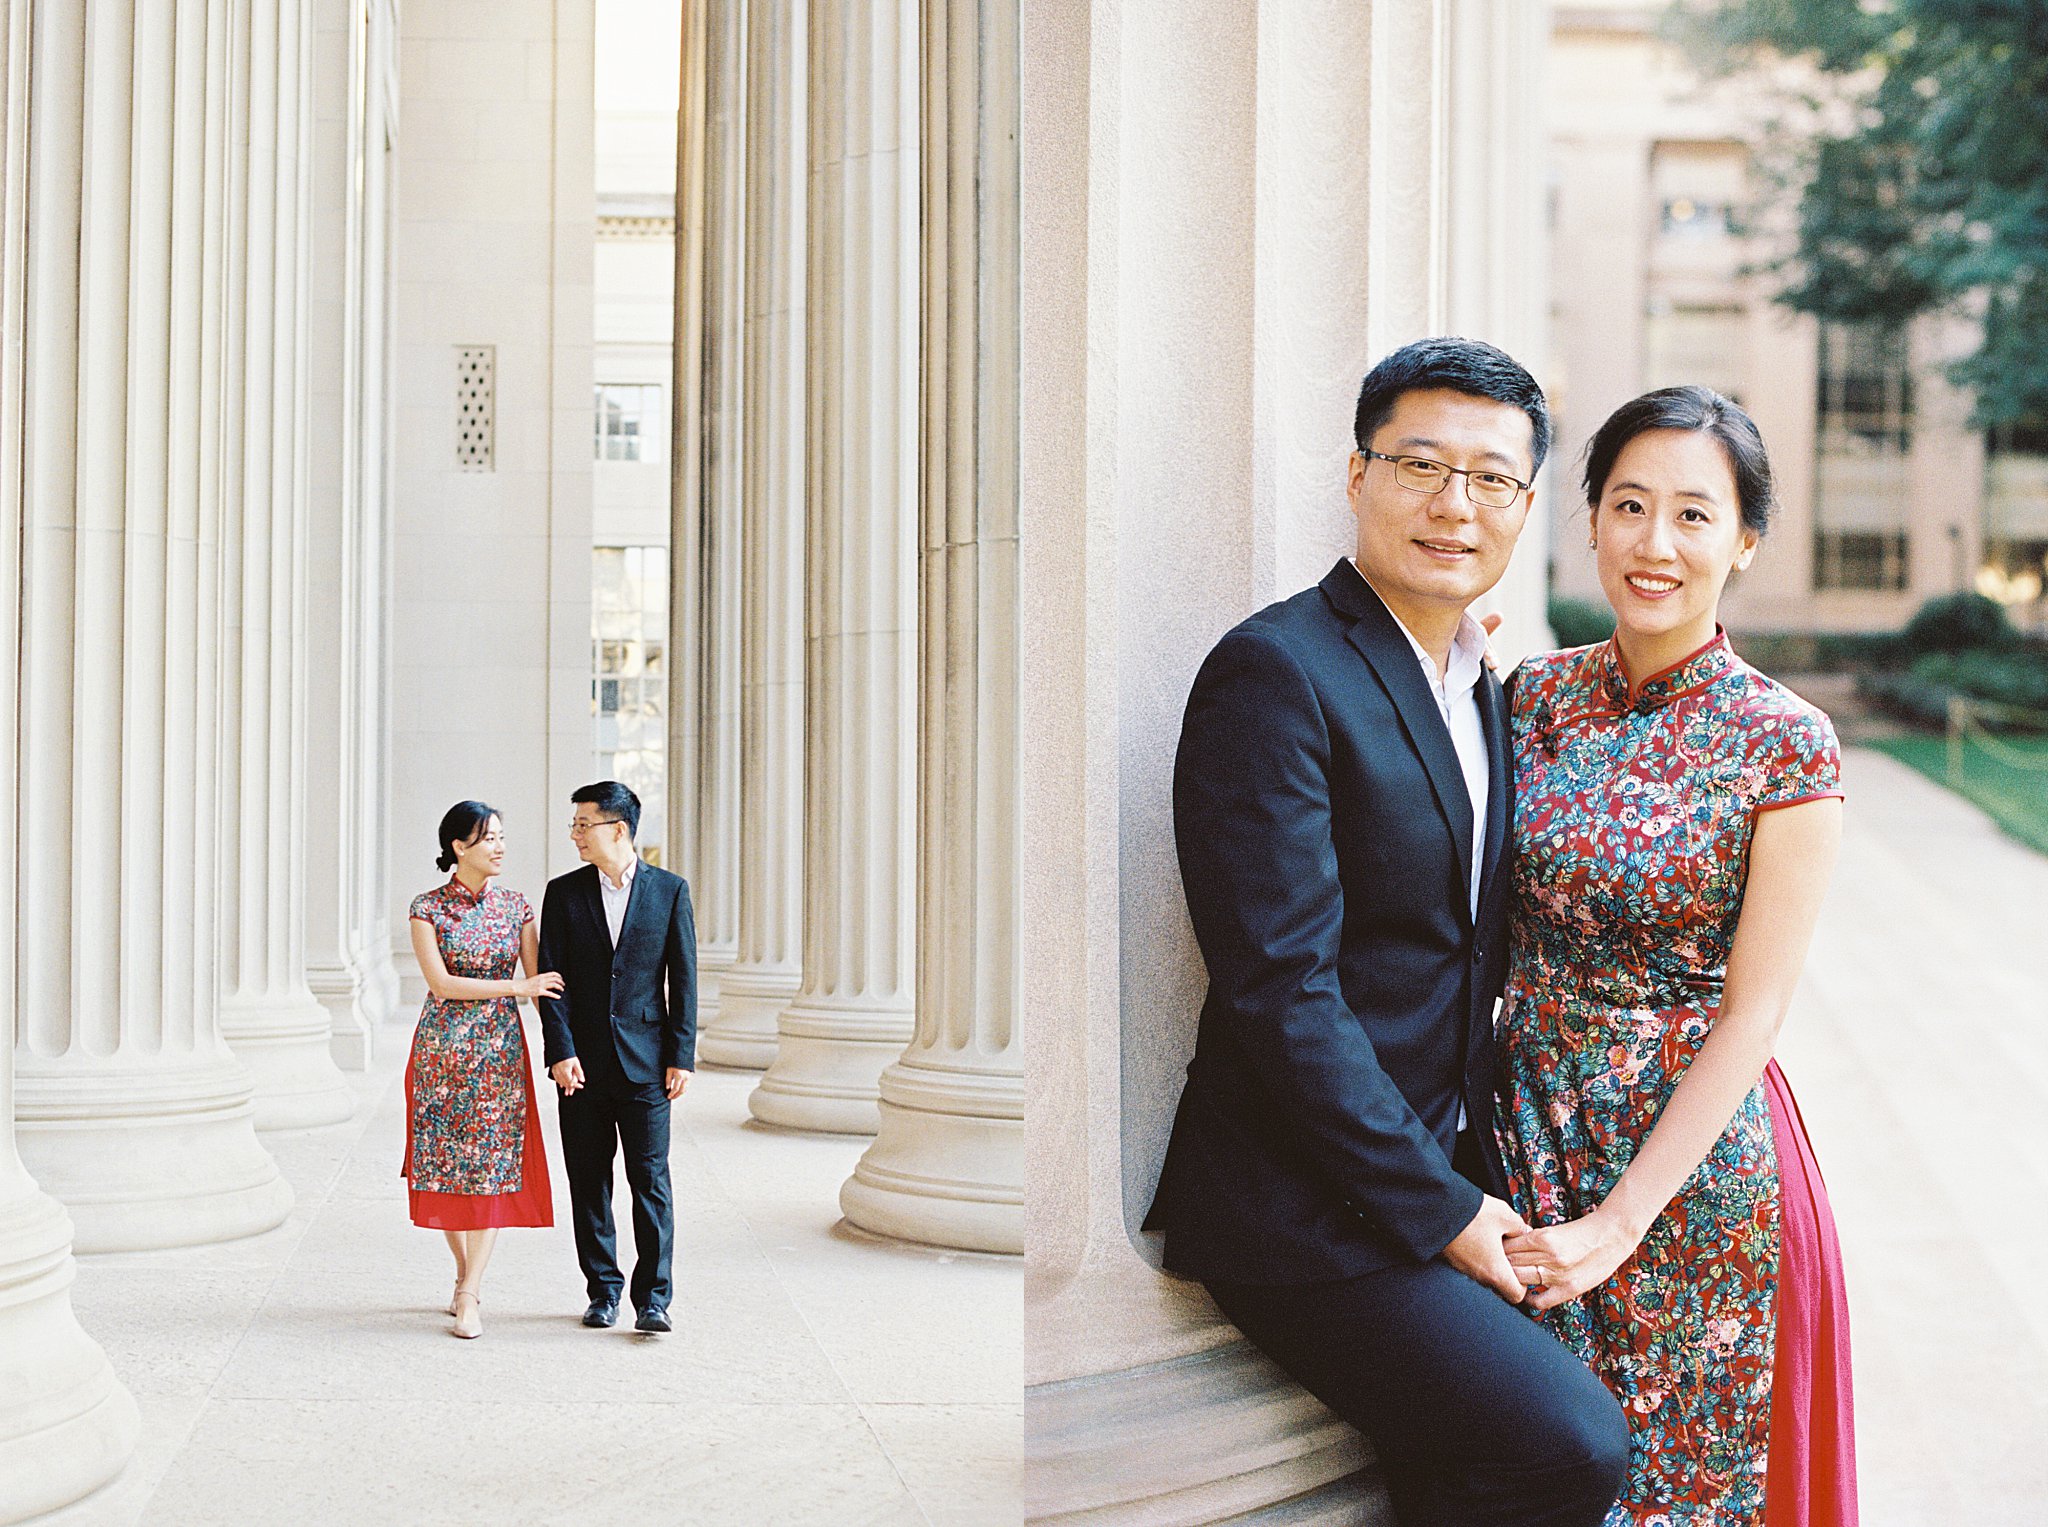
left=1598, top=628, right=1736, bottom=711
left=446, top=873, right=489, bottom=906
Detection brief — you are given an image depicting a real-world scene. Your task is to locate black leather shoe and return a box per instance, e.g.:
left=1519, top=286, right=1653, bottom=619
left=633, top=1305, right=672, bottom=1334
left=581, top=1298, right=619, bottom=1328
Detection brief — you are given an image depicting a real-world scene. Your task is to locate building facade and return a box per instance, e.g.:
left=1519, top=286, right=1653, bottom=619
left=1547, top=6, right=2048, bottom=636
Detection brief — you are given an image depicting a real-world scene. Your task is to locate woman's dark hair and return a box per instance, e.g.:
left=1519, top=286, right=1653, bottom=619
left=1581, top=385, right=1777, bottom=536
left=571, top=780, right=640, bottom=840
left=435, top=800, right=501, bottom=873
left=1353, top=336, right=1553, bottom=474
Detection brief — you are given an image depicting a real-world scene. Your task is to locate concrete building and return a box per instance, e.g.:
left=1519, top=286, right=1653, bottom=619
left=1, top=0, right=1021, bottom=1517
left=1547, top=5, right=2048, bottom=636
left=1022, top=2, right=1553, bottom=1520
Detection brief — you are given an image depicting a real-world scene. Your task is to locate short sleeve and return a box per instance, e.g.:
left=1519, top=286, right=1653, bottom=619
left=513, top=890, right=535, bottom=925
left=1753, top=706, right=1843, bottom=813
left=407, top=891, right=436, bottom=923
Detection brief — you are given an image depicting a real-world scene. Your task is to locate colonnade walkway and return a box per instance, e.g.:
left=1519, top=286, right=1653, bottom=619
left=1775, top=745, right=2048, bottom=1523
left=42, top=1049, right=1022, bottom=1524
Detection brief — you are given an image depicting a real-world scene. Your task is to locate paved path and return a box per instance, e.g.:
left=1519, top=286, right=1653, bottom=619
left=41, top=1046, right=1021, bottom=1525
left=1774, top=746, right=2048, bottom=1525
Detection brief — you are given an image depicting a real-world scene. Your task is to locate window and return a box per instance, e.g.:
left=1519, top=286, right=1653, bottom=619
left=1812, top=530, right=1909, bottom=593
left=1813, top=322, right=1912, bottom=591
left=1816, top=323, right=1912, bottom=453
left=592, top=545, right=668, bottom=866
left=594, top=383, right=665, bottom=463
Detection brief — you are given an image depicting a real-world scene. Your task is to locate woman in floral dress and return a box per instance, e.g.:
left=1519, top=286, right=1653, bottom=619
left=1497, top=388, right=1857, bottom=1526
left=404, top=800, right=561, bottom=1338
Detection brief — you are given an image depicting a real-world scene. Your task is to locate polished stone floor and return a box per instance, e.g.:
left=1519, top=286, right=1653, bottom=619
left=40, top=1044, right=1022, bottom=1525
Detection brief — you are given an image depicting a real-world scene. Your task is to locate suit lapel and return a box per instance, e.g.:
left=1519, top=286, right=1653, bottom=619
left=579, top=864, right=610, bottom=951
left=1332, top=570, right=1476, bottom=911
left=1475, top=667, right=1511, bottom=914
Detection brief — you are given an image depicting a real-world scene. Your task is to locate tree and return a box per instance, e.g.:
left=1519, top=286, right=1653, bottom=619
left=1679, top=0, right=2048, bottom=430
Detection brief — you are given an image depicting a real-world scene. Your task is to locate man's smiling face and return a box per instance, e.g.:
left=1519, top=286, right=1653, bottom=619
left=1347, top=387, right=1536, bottom=617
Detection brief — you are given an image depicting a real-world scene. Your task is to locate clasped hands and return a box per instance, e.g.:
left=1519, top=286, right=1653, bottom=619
left=1445, top=1194, right=1638, bottom=1311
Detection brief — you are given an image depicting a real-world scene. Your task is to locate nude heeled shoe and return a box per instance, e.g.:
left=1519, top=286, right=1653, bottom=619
left=451, top=1289, right=482, bottom=1339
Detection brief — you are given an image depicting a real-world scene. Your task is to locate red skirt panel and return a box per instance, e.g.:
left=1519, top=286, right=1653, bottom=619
left=402, top=1032, right=554, bottom=1231
left=1763, top=1058, right=1858, bottom=1527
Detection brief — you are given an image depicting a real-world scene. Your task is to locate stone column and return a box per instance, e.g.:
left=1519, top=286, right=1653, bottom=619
left=1024, top=2, right=1528, bottom=1519
left=839, top=0, right=1020, bottom=1252
left=303, top=0, right=402, bottom=1070
left=215, top=0, right=356, bottom=1129
left=676, top=0, right=748, bottom=1063
left=710, top=0, right=806, bottom=1072
left=13, top=0, right=295, bottom=1251
left=0, top=7, right=141, bottom=1510
left=749, top=0, right=916, bottom=1134
left=1443, top=0, right=1551, bottom=660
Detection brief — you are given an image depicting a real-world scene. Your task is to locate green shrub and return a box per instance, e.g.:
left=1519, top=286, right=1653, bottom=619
left=1548, top=596, right=1615, bottom=649
left=1912, top=649, right=2048, bottom=712
left=1901, top=592, right=2017, bottom=654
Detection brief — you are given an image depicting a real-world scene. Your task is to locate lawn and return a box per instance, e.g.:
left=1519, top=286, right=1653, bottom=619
left=1869, top=731, right=2048, bottom=857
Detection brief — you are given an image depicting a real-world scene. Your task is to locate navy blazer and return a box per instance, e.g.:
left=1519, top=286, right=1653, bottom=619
left=1143, top=559, right=1513, bottom=1284
left=537, top=861, right=698, bottom=1084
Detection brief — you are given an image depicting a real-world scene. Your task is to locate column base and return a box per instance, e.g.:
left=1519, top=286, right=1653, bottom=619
left=15, top=1053, right=295, bottom=1253
left=220, top=989, right=357, bottom=1129
left=0, top=1182, right=139, bottom=1524
left=747, top=999, right=912, bottom=1135
left=308, top=961, right=374, bottom=1072
left=700, top=962, right=798, bottom=1071
left=839, top=1056, right=1022, bottom=1253
left=1026, top=1339, right=1377, bottom=1525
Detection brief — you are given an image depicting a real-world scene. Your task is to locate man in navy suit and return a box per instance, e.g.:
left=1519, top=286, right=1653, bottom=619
left=1145, top=339, right=1628, bottom=1525
left=538, top=781, right=696, bottom=1333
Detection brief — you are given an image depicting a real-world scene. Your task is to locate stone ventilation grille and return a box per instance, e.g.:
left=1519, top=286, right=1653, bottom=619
left=455, top=346, right=494, bottom=470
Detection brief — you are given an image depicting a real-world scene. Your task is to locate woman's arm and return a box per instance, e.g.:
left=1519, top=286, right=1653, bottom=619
left=1506, top=797, right=1843, bottom=1308
left=408, top=916, right=556, bottom=1003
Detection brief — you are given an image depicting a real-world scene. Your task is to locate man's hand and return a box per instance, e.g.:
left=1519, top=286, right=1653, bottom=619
left=1504, top=1209, right=1638, bottom=1311
left=550, top=1057, right=585, bottom=1095
left=664, top=1067, right=691, bottom=1101
left=1442, top=1194, right=1532, bottom=1304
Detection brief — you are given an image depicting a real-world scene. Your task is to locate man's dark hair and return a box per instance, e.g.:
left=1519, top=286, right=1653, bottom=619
left=1352, top=336, right=1552, bottom=476
left=571, top=780, right=641, bottom=840
left=1581, top=385, right=1776, bottom=537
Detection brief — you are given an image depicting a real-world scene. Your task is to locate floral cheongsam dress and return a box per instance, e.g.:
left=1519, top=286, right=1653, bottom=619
left=402, top=878, right=552, bottom=1230
left=1497, top=633, right=1844, bottom=1526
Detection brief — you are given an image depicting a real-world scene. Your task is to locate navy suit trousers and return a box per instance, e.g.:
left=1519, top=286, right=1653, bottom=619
left=1203, top=1139, right=1628, bottom=1527
left=558, top=1054, right=673, bottom=1312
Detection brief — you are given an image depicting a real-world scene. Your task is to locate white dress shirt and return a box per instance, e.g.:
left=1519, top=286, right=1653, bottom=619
left=597, top=856, right=637, bottom=948
left=1355, top=566, right=1494, bottom=1134
left=1355, top=566, right=1491, bottom=920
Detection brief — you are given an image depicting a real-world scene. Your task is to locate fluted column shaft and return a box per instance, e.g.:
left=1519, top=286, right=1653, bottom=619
left=304, top=0, right=401, bottom=1069
left=749, top=0, right=917, bottom=1134
left=214, top=0, right=353, bottom=1128
left=712, top=0, right=807, bottom=1071
left=678, top=0, right=748, bottom=1063
left=840, top=0, right=1019, bottom=1250
left=13, top=0, right=294, bottom=1252
left=0, top=5, right=141, bottom=1511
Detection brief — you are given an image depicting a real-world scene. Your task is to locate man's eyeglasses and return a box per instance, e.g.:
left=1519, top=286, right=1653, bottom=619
left=1358, top=450, right=1530, bottom=510
left=568, top=817, right=622, bottom=836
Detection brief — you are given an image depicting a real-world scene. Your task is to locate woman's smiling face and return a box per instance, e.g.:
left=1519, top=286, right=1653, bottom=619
left=1591, top=428, right=1757, bottom=657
